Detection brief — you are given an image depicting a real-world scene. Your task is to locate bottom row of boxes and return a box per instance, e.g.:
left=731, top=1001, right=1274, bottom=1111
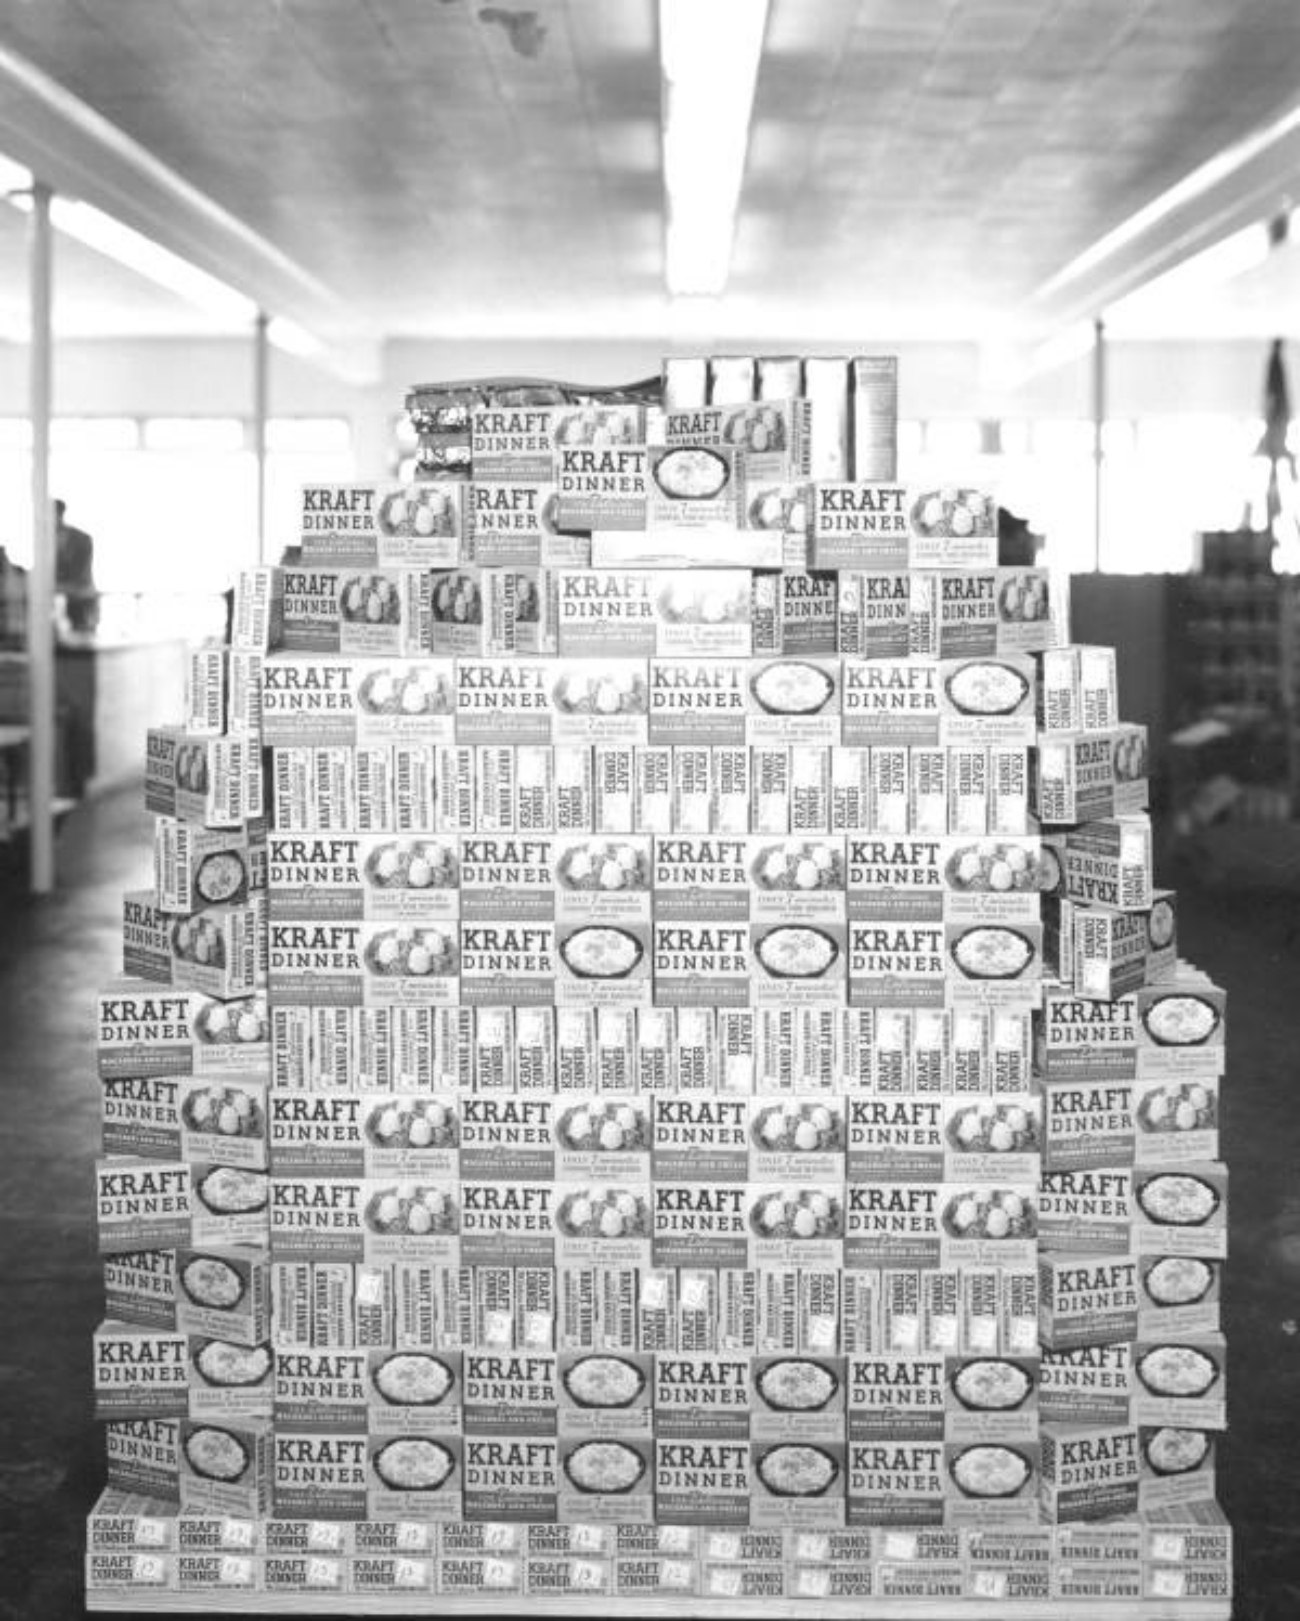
left=87, top=1494, right=1230, bottom=1603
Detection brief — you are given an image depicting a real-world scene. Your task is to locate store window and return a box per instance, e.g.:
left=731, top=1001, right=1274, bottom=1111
left=0, top=414, right=353, bottom=605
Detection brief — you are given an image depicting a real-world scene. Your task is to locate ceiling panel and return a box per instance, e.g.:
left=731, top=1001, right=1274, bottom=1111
left=0, top=0, right=1295, bottom=342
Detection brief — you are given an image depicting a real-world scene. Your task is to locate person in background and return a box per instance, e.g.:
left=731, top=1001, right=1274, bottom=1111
left=54, top=497, right=99, bottom=634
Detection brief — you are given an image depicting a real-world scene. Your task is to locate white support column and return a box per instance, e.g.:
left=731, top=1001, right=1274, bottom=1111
left=1092, top=315, right=1107, bottom=574
left=28, top=179, right=54, bottom=894
left=254, top=309, right=269, bottom=563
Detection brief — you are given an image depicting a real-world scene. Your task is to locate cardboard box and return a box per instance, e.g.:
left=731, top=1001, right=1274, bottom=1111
left=1032, top=726, right=1149, bottom=825
left=1039, top=1423, right=1139, bottom=1522
left=300, top=482, right=462, bottom=569
left=1038, top=1252, right=1140, bottom=1351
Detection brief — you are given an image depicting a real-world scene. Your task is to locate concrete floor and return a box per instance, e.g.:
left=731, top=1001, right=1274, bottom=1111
left=0, top=786, right=1296, bottom=1619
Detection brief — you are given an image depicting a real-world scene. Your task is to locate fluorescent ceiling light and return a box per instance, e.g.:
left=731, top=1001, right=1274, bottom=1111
left=1040, top=99, right=1300, bottom=297
left=50, top=199, right=258, bottom=324
left=0, top=150, right=332, bottom=352
left=660, top=0, right=769, bottom=297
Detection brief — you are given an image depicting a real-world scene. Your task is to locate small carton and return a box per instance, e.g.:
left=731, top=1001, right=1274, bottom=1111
left=944, top=1353, right=1039, bottom=1443
left=648, top=658, right=748, bottom=747
left=555, top=1350, right=652, bottom=1441
left=653, top=1095, right=748, bottom=1183
left=1040, top=1343, right=1131, bottom=1427
left=789, top=747, right=832, bottom=832
left=1060, top=816, right=1154, bottom=912
left=989, top=746, right=1030, bottom=835
left=274, top=567, right=431, bottom=657
left=847, top=1438, right=945, bottom=1526
left=470, top=481, right=571, bottom=569
left=652, top=921, right=749, bottom=1007
left=462, top=1351, right=557, bottom=1437
left=644, top=444, right=738, bottom=532
left=557, top=442, right=648, bottom=532
left=845, top=1184, right=941, bottom=1270
left=654, top=1438, right=752, bottom=1526
left=906, top=487, right=998, bottom=568
left=300, top=482, right=461, bottom=569
left=906, top=746, right=946, bottom=836
left=101, top=1074, right=182, bottom=1161
left=181, top=1419, right=272, bottom=1519
left=848, top=920, right=946, bottom=1006
left=779, top=570, right=837, bottom=655
left=938, top=654, right=1037, bottom=746
left=267, top=833, right=363, bottom=918
left=745, top=657, right=841, bottom=746
left=811, top=484, right=910, bottom=570
left=1131, top=1334, right=1225, bottom=1431
left=938, top=1182, right=1038, bottom=1269
left=941, top=1095, right=1040, bottom=1183
left=104, top=1249, right=178, bottom=1331
left=1039, top=1253, right=1140, bottom=1351
left=1132, top=1074, right=1219, bottom=1166
left=105, top=1417, right=181, bottom=1502
left=558, top=569, right=753, bottom=658
left=748, top=1439, right=845, bottom=1528
left=1039, top=1423, right=1139, bottom=1522
left=653, top=1353, right=749, bottom=1443
left=94, top=1322, right=190, bottom=1419
left=553, top=1095, right=650, bottom=1186
left=1136, top=983, right=1226, bottom=1079
left=458, top=835, right=554, bottom=922
left=1032, top=726, right=1149, bottom=825
left=186, top=1332, right=273, bottom=1423
left=841, top=659, right=939, bottom=746
left=167, top=903, right=262, bottom=1003
left=944, top=746, right=988, bottom=836
left=1138, top=1426, right=1217, bottom=1512
left=458, top=922, right=553, bottom=1005
left=154, top=818, right=258, bottom=915
left=653, top=1183, right=748, bottom=1270
left=470, top=404, right=556, bottom=482
left=1131, top=1163, right=1227, bottom=1259
left=746, top=1184, right=843, bottom=1270
left=1137, top=1254, right=1221, bottom=1338
left=750, top=921, right=846, bottom=1007
left=748, top=1097, right=845, bottom=1184
left=454, top=659, right=553, bottom=746
left=910, top=568, right=1055, bottom=659
left=1038, top=1168, right=1132, bottom=1254
left=837, top=571, right=909, bottom=658
left=963, top=1529, right=1053, bottom=1603
left=176, top=1077, right=267, bottom=1172
left=1036, top=988, right=1137, bottom=1081
left=830, top=746, right=872, bottom=832
left=1040, top=1076, right=1134, bottom=1171
left=97, top=1158, right=193, bottom=1255
left=847, top=1353, right=945, bottom=1440
left=123, top=889, right=174, bottom=984
left=847, top=1097, right=944, bottom=1182
left=943, top=1437, right=1039, bottom=1526
left=145, top=728, right=261, bottom=828
left=652, top=835, right=748, bottom=920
